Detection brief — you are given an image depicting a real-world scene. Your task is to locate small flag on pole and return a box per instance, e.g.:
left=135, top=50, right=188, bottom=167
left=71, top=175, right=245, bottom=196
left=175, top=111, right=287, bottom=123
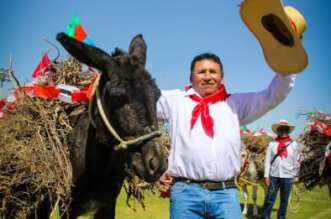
left=65, top=14, right=95, bottom=46
left=64, top=13, right=98, bottom=77
left=32, top=52, right=51, bottom=78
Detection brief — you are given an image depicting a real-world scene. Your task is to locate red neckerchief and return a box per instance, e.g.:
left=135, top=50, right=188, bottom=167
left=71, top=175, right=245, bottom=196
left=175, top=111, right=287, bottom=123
left=186, top=85, right=230, bottom=137
left=275, top=136, right=292, bottom=158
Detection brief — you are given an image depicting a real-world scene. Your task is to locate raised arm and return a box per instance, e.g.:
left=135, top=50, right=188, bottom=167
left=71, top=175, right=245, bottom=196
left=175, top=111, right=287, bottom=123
left=235, top=74, right=295, bottom=126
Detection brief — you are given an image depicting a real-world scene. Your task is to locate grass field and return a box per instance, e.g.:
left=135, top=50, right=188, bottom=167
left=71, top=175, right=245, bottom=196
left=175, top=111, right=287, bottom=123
left=114, top=185, right=331, bottom=219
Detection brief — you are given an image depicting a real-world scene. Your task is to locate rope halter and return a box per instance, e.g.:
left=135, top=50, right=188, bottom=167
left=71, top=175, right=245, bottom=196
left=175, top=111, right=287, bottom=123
left=88, top=75, right=162, bottom=151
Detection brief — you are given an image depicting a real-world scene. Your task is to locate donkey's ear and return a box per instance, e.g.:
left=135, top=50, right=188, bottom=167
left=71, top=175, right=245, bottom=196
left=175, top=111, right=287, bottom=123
left=57, top=32, right=114, bottom=72
left=129, top=34, right=147, bottom=67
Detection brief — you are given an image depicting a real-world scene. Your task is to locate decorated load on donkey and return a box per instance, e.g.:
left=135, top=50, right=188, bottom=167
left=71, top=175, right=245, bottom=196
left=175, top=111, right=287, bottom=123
left=297, top=111, right=331, bottom=197
left=0, top=15, right=168, bottom=219
left=0, top=55, right=91, bottom=218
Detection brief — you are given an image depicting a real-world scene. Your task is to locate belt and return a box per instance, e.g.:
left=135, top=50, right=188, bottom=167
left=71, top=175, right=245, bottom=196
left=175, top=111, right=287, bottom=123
left=173, top=177, right=237, bottom=190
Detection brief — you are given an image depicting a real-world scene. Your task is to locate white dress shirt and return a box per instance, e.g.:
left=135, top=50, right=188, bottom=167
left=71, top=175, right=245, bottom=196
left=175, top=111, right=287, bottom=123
left=264, top=140, right=299, bottom=178
left=157, top=74, right=295, bottom=181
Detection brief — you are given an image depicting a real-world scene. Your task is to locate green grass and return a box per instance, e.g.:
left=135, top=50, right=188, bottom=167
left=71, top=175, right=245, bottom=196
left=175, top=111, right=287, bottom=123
left=115, top=190, right=170, bottom=219
left=114, top=185, right=331, bottom=219
left=238, top=185, right=331, bottom=219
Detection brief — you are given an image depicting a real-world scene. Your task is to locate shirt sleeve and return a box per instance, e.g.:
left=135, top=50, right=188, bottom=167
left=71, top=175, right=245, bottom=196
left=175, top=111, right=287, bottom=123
left=264, top=142, right=273, bottom=178
left=156, top=89, right=180, bottom=121
left=235, top=74, right=296, bottom=126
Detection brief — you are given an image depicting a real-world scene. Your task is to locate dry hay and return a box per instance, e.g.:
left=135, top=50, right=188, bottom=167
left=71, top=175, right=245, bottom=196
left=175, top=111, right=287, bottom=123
left=241, top=133, right=273, bottom=154
left=0, top=57, right=92, bottom=218
left=239, top=133, right=272, bottom=181
left=39, top=56, right=95, bottom=87
left=0, top=56, right=171, bottom=217
left=298, top=116, right=331, bottom=191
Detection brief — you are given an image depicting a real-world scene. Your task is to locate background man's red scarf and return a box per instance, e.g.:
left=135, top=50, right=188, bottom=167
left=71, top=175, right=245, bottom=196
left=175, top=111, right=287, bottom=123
left=275, top=136, right=292, bottom=158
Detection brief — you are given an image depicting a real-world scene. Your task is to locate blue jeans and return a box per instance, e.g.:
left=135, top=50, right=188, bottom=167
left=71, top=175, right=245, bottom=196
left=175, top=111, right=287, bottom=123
left=260, top=176, right=293, bottom=219
left=170, top=181, right=242, bottom=219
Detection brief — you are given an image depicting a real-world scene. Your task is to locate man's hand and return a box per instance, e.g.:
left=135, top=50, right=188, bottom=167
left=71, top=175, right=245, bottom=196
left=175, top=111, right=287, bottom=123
left=265, top=177, right=270, bottom=187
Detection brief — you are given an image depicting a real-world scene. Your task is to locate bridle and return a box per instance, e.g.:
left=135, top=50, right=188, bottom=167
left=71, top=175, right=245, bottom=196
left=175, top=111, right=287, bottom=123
left=88, top=75, right=162, bottom=151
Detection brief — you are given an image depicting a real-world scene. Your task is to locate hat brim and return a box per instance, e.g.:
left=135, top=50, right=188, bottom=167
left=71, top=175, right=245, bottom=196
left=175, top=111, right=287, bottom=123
left=240, top=0, right=308, bottom=74
left=272, top=124, right=295, bottom=134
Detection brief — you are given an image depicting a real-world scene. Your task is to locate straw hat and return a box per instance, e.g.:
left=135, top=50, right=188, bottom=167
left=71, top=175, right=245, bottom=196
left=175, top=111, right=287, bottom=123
left=240, top=0, right=308, bottom=75
left=272, top=119, right=295, bottom=134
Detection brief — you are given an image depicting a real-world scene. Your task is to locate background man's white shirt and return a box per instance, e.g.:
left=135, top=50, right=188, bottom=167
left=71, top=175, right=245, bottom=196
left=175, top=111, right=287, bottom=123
left=264, top=140, right=299, bottom=178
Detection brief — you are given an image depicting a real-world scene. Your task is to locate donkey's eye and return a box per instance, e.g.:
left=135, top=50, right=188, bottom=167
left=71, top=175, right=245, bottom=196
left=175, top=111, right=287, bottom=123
left=109, top=91, right=128, bottom=107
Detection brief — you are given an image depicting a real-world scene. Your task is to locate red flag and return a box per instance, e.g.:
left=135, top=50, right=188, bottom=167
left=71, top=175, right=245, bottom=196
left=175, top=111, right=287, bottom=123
left=32, top=52, right=51, bottom=78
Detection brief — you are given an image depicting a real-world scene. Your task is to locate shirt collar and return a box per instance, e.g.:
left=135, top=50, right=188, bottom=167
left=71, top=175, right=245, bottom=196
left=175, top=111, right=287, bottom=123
left=184, top=87, right=202, bottom=98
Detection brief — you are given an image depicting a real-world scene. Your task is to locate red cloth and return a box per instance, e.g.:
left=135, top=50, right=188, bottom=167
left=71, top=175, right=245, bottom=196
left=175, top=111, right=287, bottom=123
left=0, top=99, right=5, bottom=108
left=72, top=88, right=89, bottom=102
left=275, top=136, right=292, bottom=159
left=158, top=174, right=171, bottom=199
left=324, top=126, right=331, bottom=136
left=187, top=85, right=230, bottom=137
left=160, top=188, right=171, bottom=198
left=33, top=84, right=59, bottom=99
left=72, top=75, right=98, bottom=103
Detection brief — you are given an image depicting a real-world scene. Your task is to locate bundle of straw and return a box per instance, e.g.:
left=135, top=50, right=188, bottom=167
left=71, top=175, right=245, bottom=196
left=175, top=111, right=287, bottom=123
left=241, top=133, right=272, bottom=154
left=0, top=57, right=91, bottom=218
left=297, top=113, right=331, bottom=191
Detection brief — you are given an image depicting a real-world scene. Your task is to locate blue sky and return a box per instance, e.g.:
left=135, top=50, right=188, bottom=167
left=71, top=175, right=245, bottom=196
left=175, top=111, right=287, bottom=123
left=0, top=0, right=330, bottom=138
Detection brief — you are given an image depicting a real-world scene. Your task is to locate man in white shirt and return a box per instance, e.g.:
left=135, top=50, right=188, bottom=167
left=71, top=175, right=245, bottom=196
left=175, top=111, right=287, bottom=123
left=157, top=53, right=296, bottom=218
left=260, top=120, right=299, bottom=219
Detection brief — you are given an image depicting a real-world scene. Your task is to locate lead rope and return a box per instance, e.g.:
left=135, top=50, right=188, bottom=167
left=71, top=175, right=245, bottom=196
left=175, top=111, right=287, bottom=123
left=237, top=177, right=260, bottom=187
left=89, top=74, right=162, bottom=151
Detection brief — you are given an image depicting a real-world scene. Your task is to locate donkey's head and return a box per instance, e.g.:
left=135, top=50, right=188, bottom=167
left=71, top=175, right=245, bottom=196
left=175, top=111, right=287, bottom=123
left=57, top=33, right=166, bottom=182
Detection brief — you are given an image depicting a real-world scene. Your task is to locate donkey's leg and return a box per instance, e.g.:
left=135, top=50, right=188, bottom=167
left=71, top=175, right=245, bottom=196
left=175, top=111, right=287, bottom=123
left=252, top=185, right=258, bottom=216
left=69, top=180, right=91, bottom=219
left=242, top=184, right=249, bottom=216
left=94, top=203, right=116, bottom=219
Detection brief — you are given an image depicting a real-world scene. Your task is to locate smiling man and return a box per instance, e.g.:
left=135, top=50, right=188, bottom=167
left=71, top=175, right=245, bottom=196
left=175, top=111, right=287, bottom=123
left=157, top=53, right=296, bottom=218
left=190, top=55, right=224, bottom=97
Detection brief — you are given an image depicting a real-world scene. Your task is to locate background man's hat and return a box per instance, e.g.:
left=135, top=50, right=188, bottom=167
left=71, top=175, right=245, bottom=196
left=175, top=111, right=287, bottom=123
left=272, top=119, right=295, bottom=134
left=240, top=0, right=308, bottom=75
